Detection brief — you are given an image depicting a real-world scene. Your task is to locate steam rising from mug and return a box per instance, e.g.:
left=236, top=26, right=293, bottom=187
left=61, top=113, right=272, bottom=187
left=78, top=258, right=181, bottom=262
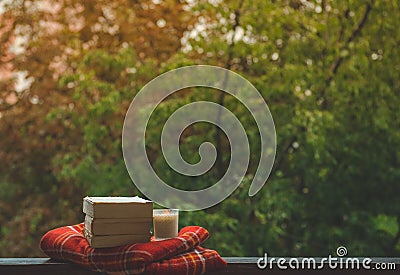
left=122, top=65, right=276, bottom=211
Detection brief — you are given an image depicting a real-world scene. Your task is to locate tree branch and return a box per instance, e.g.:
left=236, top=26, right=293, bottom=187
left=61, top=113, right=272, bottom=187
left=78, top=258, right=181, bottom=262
left=214, top=0, right=244, bottom=178
left=326, top=2, right=373, bottom=85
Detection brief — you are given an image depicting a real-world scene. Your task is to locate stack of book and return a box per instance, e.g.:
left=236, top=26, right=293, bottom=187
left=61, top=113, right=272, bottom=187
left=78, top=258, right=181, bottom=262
left=82, top=196, right=153, bottom=248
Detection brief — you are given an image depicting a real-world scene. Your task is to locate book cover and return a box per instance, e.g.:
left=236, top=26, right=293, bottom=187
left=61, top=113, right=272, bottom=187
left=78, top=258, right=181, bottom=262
left=83, top=228, right=150, bottom=248
left=84, top=215, right=152, bottom=235
left=83, top=196, right=153, bottom=219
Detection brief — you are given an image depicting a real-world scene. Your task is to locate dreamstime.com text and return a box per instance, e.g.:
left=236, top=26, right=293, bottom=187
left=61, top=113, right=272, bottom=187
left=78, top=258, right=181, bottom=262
left=257, top=246, right=397, bottom=270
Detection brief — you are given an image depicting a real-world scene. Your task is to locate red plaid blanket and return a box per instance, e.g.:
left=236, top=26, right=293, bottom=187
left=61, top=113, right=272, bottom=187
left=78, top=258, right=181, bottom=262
left=40, top=223, right=226, bottom=275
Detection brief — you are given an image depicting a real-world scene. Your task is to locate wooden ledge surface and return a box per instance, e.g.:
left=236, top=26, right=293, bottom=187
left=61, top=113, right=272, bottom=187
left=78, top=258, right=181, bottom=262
left=0, top=257, right=399, bottom=274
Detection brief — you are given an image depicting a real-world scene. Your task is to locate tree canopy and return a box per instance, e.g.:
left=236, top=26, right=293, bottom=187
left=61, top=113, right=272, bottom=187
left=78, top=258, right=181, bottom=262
left=0, top=0, right=399, bottom=257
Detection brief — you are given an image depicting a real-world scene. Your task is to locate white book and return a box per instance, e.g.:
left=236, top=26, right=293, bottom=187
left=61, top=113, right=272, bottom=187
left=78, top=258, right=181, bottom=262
left=83, top=228, right=150, bottom=248
left=83, top=196, right=153, bottom=219
left=84, top=215, right=152, bottom=235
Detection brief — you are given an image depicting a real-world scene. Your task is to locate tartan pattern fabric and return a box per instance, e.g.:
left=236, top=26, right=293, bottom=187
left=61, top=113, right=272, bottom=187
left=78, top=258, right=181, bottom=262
left=40, top=223, right=226, bottom=275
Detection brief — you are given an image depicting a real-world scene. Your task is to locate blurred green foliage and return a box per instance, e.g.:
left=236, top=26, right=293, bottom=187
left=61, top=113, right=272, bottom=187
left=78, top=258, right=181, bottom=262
left=0, top=0, right=399, bottom=257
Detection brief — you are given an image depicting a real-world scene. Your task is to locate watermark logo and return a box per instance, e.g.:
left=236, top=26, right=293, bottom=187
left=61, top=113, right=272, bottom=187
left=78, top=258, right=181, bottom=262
left=336, top=246, right=347, bottom=257
left=122, top=65, right=276, bottom=211
left=257, top=246, right=397, bottom=270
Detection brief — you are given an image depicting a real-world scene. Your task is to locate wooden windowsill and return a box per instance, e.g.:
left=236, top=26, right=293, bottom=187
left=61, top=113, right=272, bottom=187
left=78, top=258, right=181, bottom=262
left=0, top=257, right=399, bottom=274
